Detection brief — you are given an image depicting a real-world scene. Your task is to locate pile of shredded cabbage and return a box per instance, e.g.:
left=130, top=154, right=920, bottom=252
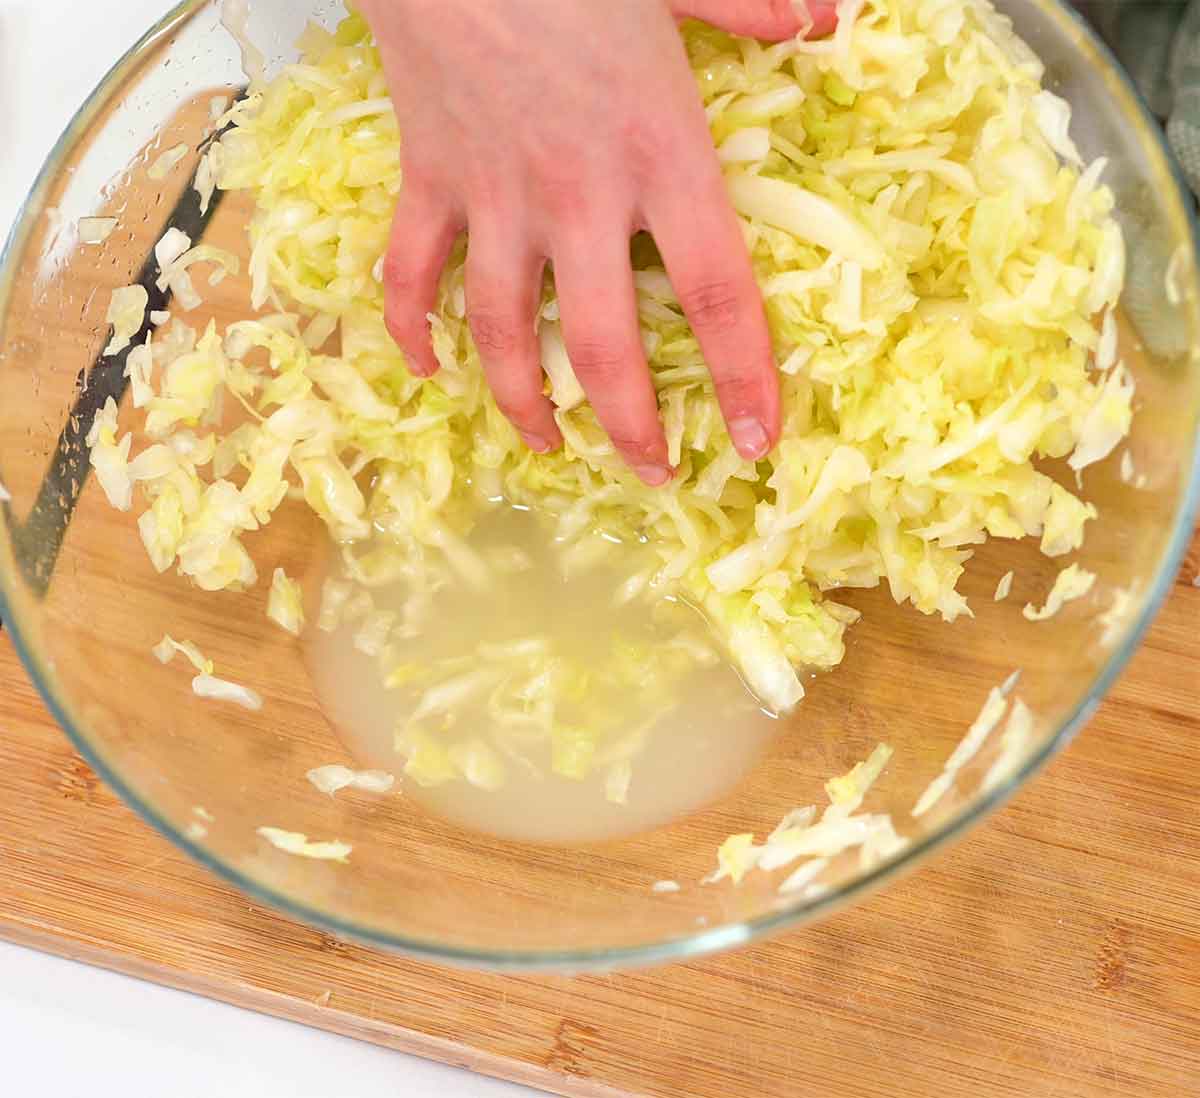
left=92, top=0, right=1131, bottom=733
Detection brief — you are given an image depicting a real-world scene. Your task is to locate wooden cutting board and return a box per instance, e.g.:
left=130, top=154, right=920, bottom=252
left=0, top=531, right=1196, bottom=1097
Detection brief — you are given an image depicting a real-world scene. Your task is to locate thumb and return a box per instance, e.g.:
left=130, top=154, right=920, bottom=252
left=670, top=0, right=839, bottom=41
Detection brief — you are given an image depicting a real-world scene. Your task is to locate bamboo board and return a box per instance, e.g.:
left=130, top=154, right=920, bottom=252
left=0, top=532, right=1196, bottom=1098
left=1, top=74, right=1198, bottom=1098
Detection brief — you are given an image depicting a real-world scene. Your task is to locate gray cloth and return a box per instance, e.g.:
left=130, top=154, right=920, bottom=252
left=1166, top=0, right=1200, bottom=193
left=1077, top=0, right=1200, bottom=195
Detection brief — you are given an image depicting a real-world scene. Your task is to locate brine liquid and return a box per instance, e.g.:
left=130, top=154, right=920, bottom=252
left=304, top=505, right=782, bottom=843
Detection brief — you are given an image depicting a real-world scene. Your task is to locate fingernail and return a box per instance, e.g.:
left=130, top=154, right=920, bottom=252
left=729, top=417, right=770, bottom=461
left=806, top=1, right=840, bottom=37
left=634, top=464, right=673, bottom=487
left=521, top=432, right=554, bottom=455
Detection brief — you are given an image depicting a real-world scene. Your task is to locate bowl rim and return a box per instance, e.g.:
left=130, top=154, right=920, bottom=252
left=1, top=0, right=1198, bottom=972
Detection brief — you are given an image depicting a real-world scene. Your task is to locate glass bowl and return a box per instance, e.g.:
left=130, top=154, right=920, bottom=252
left=0, top=0, right=1197, bottom=971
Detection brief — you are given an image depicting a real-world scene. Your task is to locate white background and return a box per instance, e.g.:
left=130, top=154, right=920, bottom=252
left=0, top=1, right=534, bottom=1094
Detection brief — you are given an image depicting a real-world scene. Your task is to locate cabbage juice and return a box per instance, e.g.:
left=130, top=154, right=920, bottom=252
left=305, top=503, right=780, bottom=842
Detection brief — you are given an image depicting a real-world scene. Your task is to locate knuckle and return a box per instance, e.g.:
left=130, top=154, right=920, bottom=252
left=565, top=339, right=632, bottom=383
left=469, top=309, right=522, bottom=356
left=679, top=280, right=744, bottom=334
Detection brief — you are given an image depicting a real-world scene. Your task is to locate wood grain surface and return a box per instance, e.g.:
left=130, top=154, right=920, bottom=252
left=1, top=77, right=1199, bottom=1098
left=0, top=532, right=1196, bottom=1098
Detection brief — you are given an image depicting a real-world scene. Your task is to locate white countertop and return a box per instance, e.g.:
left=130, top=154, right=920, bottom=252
left=0, top=2, right=533, bottom=1093
left=0, top=939, right=530, bottom=1097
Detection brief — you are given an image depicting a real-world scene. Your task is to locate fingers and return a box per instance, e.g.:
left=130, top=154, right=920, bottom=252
left=646, top=166, right=781, bottom=462
left=382, top=187, right=460, bottom=378
left=670, top=0, right=839, bottom=40
left=465, top=225, right=561, bottom=453
left=552, top=228, right=672, bottom=485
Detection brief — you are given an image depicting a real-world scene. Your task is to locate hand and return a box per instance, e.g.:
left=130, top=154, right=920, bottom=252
left=358, top=0, right=837, bottom=485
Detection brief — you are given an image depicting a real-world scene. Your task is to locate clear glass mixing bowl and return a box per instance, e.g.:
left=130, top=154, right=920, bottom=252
left=0, top=0, right=1197, bottom=970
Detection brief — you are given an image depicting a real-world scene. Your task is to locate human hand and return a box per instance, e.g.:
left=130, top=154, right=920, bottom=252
left=358, top=0, right=837, bottom=485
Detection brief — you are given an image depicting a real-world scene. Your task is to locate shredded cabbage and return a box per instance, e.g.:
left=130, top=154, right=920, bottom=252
left=448, top=738, right=507, bottom=791
left=705, top=742, right=898, bottom=889
left=256, top=827, right=351, bottom=861
left=1097, top=583, right=1138, bottom=648
left=157, top=243, right=240, bottom=295
left=148, top=143, right=189, bottom=182
left=103, top=285, right=148, bottom=357
left=1040, top=483, right=1095, bottom=557
left=1096, top=309, right=1117, bottom=371
left=1067, top=364, right=1135, bottom=473
left=306, top=765, right=395, bottom=795
left=981, top=698, right=1034, bottom=792
left=154, top=635, right=262, bottom=709
left=778, top=856, right=830, bottom=896
left=193, top=673, right=264, bottom=710
left=825, top=742, right=893, bottom=815
left=706, top=833, right=759, bottom=885
left=203, top=1, right=1127, bottom=712
left=153, top=634, right=214, bottom=674
left=1117, top=449, right=1147, bottom=491
left=91, top=2, right=1133, bottom=783
left=317, top=578, right=353, bottom=631
left=221, top=0, right=267, bottom=85
left=156, top=228, right=193, bottom=271
left=187, top=809, right=214, bottom=842
left=912, top=674, right=1017, bottom=817
left=1030, top=91, right=1083, bottom=167
left=79, top=217, right=118, bottom=244
left=195, top=144, right=224, bottom=216
left=1022, top=562, right=1096, bottom=621
left=605, top=759, right=633, bottom=805
left=85, top=396, right=133, bottom=511
left=124, top=340, right=156, bottom=408
left=267, top=567, right=306, bottom=635
left=385, top=629, right=698, bottom=789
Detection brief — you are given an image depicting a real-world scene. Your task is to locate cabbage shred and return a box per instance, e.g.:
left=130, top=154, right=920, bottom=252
left=93, top=1, right=1130, bottom=732
left=704, top=741, right=901, bottom=891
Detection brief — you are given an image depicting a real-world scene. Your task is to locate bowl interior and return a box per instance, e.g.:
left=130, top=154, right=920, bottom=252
left=0, top=0, right=1197, bottom=968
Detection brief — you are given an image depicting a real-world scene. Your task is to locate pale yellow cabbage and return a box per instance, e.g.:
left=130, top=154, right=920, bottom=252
left=91, top=0, right=1132, bottom=739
